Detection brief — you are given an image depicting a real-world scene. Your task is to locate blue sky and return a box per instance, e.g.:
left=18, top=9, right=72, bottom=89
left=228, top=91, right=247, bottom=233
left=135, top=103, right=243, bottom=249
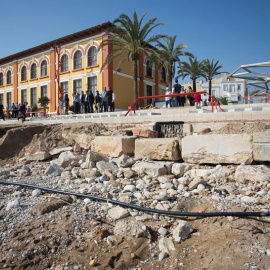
left=0, top=0, right=269, bottom=82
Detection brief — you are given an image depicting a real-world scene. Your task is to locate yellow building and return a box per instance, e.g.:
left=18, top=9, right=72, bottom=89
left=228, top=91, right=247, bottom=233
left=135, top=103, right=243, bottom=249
left=0, top=22, right=169, bottom=112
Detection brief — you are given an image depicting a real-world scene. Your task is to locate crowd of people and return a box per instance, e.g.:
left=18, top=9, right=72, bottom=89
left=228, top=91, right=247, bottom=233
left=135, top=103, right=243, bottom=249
left=165, top=79, right=205, bottom=109
left=61, top=86, right=115, bottom=115
left=0, top=101, right=31, bottom=122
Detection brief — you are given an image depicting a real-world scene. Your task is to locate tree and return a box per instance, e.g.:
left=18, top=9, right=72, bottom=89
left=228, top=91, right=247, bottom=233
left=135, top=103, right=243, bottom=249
left=202, top=59, right=223, bottom=97
left=99, top=11, right=165, bottom=103
left=180, top=57, right=204, bottom=92
left=156, top=35, right=193, bottom=90
left=38, top=96, right=50, bottom=116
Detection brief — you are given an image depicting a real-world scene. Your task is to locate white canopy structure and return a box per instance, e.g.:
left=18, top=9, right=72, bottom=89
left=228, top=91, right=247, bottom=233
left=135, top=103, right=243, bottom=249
left=230, top=61, right=270, bottom=95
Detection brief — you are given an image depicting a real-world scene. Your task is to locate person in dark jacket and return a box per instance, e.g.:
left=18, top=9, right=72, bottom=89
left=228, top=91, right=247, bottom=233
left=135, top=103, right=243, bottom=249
left=88, top=90, right=94, bottom=113
left=18, top=102, right=27, bottom=122
left=64, top=94, right=69, bottom=115
left=0, top=103, right=5, bottom=121
left=95, top=91, right=101, bottom=113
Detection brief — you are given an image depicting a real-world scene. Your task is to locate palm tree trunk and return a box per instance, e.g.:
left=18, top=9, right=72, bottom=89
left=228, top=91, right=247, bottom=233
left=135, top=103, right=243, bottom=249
left=193, top=79, right=196, bottom=92
left=209, top=79, right=212, bottom=97
left=168, top=64, right=173, bottom=90
left=132, top=59, right=138, bottom=105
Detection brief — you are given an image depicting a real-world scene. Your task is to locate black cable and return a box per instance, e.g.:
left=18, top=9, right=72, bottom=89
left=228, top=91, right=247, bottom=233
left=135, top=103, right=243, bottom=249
left=1, top=180, right=269, bottom=217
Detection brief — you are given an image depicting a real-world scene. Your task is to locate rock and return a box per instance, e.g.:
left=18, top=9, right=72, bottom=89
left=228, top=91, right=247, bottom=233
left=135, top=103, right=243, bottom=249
left=158, top=237, right=175, bottom=253
left=71, top=167, right=80, bottom=178
left=86, top=150, right=109, bottom=163
left=132, top=127, right=158, bottom=138
left=0, top=168, right=10, bottom=177
left=25, top=151, right=51, bottom=161
left=61, top=170, right=71, bottom=178
left=117, top=154, right=136, bottom=168
left=135, top=138, right=181, bottom=161
left=158, top=252, right=169, bottom=261
left=172, top=220, right=193, bottom=242
left=172, top=163, right=192, bottom=177
left=91, top=136, right=136, bottom=157
left=158, top=227, right=168, bottom=236
left=241, top=196, right=259, bottom=204
left=197, top=184, right=205, bottom=191
left=56, top=151, right=80, bottom=168
left=123, top=168, right=135, bottom=178
left=114, top=221, right=148, bottom=238
left=153, top=192, right=169, bottom=201
left=17, top=169, right=30, bottom=177
left=36, top=199, right=67, bottom=215
left=6, top=198, right=20, bottom=211
left=182, top=134, right=253, bottom=164
left=123, top=185, right=136, bottom=192
left=188, top=177, right=207, bottom=190
left=107, top=235, right=117, bottom=246
left=32, top=189, right=42, bottom=197
left=96, top=161, right=118, bottom=174
left=108, top=206, right=130, bottom=220
left=132, top=162, right=168, bottom=178
left=235, top=165, right=270, bottom=183
left=45, top=163, right=63, bottom=176
left=79, top=168, right=99, bottom=179
left=49, top=147, right=73, bottom=156
left=253, top=130, right=270, bottom=162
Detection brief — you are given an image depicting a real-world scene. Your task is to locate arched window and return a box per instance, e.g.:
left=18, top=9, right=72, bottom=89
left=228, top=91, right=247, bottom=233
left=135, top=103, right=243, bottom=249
left=73, top=50, right=82, bottom=70
left=6, top=70, right=11, bottom=84
left=161, top=66, right=166, bottom=82
left=146, top=60, right=152, bottom=77
left=87, top=46, right=97, bottom=66
left=61, top=54, right=69, bottom=72
left=0, top=73, right=3, bottom=86
left=40, top=60, right=47, bottom=77
left=21, top=66, right=27, bottom=81
left=30, top=63, right=37, bottom=79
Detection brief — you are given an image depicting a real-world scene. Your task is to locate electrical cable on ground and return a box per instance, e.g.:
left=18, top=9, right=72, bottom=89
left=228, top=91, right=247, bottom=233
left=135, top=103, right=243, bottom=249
left=0, top=180, right=269, bottom=218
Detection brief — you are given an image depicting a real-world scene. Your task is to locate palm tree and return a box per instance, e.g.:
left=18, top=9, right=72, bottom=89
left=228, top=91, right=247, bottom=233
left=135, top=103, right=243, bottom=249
left=99, top=11, right=164, bottom=103
left=180, top=57, right=204, bottom=92
left=203, top=59, right=223, bottom=97
left=156, top=36, right=193, bottom=90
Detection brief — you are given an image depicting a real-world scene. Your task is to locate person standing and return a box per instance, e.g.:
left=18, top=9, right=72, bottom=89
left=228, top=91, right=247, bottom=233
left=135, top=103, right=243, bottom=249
left=88, top=90, right=94, bottom=113
left=95, top=90, right=101, bottom=113
left=195, top=92, right=202, bottom=109
left=107, top=86, right=113, bottom=112
left=18, top=102, right=27, bottom=122
left=0, top=102, right=5, bottom=121
left=111, top=90, right=115, bottom=112
left=64, top=94, right=69, bottom=115
left=165, top=87, right=172, bottom=108
left=100, top=87, right=108, bottom=112
left=84, top=91, right=89, bottom=113
left=11, top=103, right=16, bottom=118
left=15, top=103, right=19, bottom=118
left=172, top=79, right=181, bottom=107
left=73, top=92, right=80, bottom=114
left=180, top=86, right=186, bottom=107
left=80, top=91, right=85, bottom=114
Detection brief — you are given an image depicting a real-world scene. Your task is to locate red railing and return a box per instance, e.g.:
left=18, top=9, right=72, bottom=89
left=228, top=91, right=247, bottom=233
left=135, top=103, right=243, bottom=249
left=125, top=91, right=223, bottom=116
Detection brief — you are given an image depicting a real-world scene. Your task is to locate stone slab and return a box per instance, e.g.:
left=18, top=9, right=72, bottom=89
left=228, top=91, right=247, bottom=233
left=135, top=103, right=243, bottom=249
left=182, top=134, right=253, bottom=164
left=91, top=136, right=136, bottom=157
left=253, top=130, right=270, bottom=162
left=135, top=138, right=181, bottom=161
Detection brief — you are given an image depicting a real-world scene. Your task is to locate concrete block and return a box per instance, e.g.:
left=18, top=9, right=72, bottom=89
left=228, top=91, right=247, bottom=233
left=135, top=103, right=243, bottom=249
left=91, top=136, right=136, bottom=157
left=135, top=138, right=181, bottom=161
left=182, top=134, right=253, bottom=164
left=253, top=130, right=270, bottom=162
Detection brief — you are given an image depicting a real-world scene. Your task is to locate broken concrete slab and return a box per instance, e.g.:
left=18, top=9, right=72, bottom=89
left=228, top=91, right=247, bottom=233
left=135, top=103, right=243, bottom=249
left=135, top=138, right=181, bottom=161
left=253, top=130, right=270, bottom=162
left=182, top=134, right=253, bottom=164
left=91, top=136, right=136, bottom=157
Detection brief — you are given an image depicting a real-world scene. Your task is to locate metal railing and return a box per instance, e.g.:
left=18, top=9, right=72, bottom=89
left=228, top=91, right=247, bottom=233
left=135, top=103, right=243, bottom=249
left=125, top=91, right=223, bottom=116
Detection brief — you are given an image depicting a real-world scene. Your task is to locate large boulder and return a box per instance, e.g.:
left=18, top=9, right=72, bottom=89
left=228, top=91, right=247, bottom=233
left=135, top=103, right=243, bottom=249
left=135, top=138, right=181, bottom=161
left=114, top=220, right=148, bottom=238
left=96, top=161, right=118, bottom=174
left=25, top=151, right=51, bottom=161
left=132, top=127, right=158, bottom=138
left=253, top=130, right=270, bottom=162
left=49, top=147, right=73, bottom=156
left=91, top=136, right=136, bottom=157
left=182, top=134, right=253, bottom=164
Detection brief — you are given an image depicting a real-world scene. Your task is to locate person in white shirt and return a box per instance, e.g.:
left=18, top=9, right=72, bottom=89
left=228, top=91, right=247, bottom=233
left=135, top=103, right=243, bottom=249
left=165, top=87, right=172, bottom=108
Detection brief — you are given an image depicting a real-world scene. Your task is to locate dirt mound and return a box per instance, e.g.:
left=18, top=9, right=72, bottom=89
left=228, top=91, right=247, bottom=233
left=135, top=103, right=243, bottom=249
left=214, top=122, right=269, bottom=134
